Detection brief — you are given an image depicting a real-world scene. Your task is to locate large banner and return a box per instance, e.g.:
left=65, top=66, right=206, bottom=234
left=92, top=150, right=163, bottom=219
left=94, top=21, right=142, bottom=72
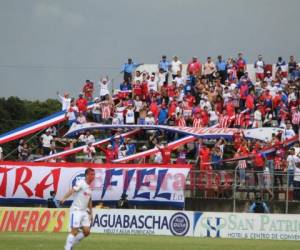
left=0, top=207, right=68, bottom=232
left=0, top=162, right=190, bottom=208
left=91, top=209, right=194, bottom=236
left=193, top=212, right=300, bottom=241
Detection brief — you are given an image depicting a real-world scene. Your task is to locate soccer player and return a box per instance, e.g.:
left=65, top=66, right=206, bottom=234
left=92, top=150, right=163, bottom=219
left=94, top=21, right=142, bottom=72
left=61, top=168, right=95, bottom=250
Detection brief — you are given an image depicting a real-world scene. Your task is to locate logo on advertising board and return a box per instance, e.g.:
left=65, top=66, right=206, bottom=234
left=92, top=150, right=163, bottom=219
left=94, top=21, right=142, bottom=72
left=169, top=212, right=190, bottom=236
left=200, top=216, right=227, bottom=238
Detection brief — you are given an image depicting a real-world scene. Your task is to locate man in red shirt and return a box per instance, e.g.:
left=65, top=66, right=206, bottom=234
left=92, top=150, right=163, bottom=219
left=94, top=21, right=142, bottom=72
left=82, top=80, right=94, bottom=101
left=97, top=144, right=116, bottom=163
left=76, top=93, right=88, bottom=115
left=252, top=144, right=265, bottom=187
left=187, top=56, right=202, bottom=76
left=236, top=52, right=247, bottom=80
left=156, top=143, right=171, bottom=164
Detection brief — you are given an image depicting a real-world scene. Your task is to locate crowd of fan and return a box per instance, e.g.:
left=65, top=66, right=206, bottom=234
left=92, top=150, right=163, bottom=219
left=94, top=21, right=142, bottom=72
left=10, top=53, right=300, bottom=199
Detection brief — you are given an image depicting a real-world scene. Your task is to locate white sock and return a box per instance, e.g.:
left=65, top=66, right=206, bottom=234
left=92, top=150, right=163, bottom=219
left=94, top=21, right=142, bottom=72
left=73, top=232, right=85, bottom=246
left=65, top=234, right=75, bottom=250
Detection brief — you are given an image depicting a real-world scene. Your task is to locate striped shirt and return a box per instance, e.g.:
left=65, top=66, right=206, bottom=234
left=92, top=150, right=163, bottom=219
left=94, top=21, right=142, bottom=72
left=193, top=117, right=202, bottom=128
left=234, top=113, right=244, bottom=127
left=238, top=160, right=247, bottom=169
left=292, top=111, right=300, bottom=125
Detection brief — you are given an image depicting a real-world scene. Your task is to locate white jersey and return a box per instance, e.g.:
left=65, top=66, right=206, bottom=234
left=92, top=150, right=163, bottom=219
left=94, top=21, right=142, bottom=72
left=71, top=179, right=92, bottom=211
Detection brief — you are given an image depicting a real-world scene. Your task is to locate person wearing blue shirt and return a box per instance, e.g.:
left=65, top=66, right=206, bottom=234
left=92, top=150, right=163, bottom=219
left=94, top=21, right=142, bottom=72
left=158, top=55, right=171, bottom=83
left=121, top=58, right=143, bottom=82
left=248, top=195, right=270, bottom=213
left=158, top=105, right=168, bottom=125
left=120, top=80, right=132, bottom=91
left=125, top=139, right=136, bottom=156
left=216, top=55, right=227, bottom=84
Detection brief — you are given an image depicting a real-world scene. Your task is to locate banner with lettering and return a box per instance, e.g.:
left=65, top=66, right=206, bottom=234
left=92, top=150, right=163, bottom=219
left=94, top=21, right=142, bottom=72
left=0, top=161, right=190, bottom=208
left=0, top=207, right=68, bottom=232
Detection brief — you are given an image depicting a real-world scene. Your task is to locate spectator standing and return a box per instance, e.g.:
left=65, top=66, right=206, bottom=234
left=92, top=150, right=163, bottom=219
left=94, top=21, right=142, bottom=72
left=121, top=58, right=143, bottom=82
left=158, top=55, right=171, bottom=84
left=83, top=142, right=96, bottom=162
left=216, top=55, right=227, bottom=84
left=203, top=57, right=216, bottom=81
left=57, top=92, right=71, bottom=111
left=254, top=55, right=265, bottom=81
left=40, top=129, right=54, bottom=156
left=82, top=80, right=94, bottom=101
left=76, top=93, right=88, bottom=116
left=65, top=100, right=78, bottom=127
left=98, top=77, right=110, bottom=100
left=288, top=55, right=297, bottom=80
left=236, top=52, right=247, bottom=80
left=170, top=56, right=182, bottom=79
left=187, top=56, right=202, bottom=76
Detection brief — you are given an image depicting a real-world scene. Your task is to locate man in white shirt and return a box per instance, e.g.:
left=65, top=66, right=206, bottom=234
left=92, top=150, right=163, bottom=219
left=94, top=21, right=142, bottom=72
left=40, top=129, right=54, bottom=156
left=57, top=92, right=71, bottom=111
left=283, top=123, right=296, bottom=140
left=61, top=168, right=95, bottom=250
left=98, top=77, right=110, bottom=100
left=171, top=56, right=182, bottom=79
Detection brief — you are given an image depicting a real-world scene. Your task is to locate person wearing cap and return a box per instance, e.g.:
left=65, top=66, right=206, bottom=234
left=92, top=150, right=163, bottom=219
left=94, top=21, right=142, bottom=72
left=145, top=111, right=155, bottom=125
left=121, top=58, right=143, bottom=82
left=57, top=91, right=71, bottom=111
left=40, top=129, right=54, bottom=156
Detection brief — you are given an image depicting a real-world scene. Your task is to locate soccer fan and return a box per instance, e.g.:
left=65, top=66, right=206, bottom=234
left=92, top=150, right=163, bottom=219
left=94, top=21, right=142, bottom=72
left=82, top=80, right=94, bottom=101
left=97, top=144, right=116, bottom=163
left=121, top=58, right=143, bottom=82
left=57, top=91, right=71, bottom=111
left=254, top=55, right=265, bottom=81
left=187, top=56, right=202, bottom=76
left=216, top=55, right=227, bottom=84
left=76, top=93, right=88, bottom=115
left=98, top=77, right=110, bottom=100
left=61, top=168, right=95, bottom=250
left=40, top=129, right=54, bottom=156
left=170, top=55, right=182, bottom=79
left=236, top=52, right=247, bottom=80
left=158, top=55, right=171, bottom=83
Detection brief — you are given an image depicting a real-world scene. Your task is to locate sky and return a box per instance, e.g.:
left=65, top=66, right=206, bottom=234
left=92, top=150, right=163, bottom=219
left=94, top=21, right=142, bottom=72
left=0, top=0, right=299, bottom=100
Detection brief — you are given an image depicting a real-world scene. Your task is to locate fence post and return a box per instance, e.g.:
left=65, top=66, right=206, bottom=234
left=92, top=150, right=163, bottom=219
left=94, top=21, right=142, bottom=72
left=233, top=166, right=238, bottom=212
left=285, top=171, right=289, bottom=214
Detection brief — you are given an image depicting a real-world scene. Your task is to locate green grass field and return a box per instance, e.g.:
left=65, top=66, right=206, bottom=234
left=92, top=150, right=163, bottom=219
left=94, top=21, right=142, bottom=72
left=0, top=233, right=299, bottom=250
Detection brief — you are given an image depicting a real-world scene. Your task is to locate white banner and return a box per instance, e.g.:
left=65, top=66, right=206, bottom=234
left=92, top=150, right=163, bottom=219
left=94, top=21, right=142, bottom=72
left=0, top=162, right=190, bottom=207
left=194, top=212, right=300, bottom=240
left=91, top=209, right=194, bottom=236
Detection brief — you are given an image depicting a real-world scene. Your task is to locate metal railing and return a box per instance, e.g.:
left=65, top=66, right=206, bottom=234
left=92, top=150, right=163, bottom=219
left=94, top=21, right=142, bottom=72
left=187, top=168, right=300, bottom=214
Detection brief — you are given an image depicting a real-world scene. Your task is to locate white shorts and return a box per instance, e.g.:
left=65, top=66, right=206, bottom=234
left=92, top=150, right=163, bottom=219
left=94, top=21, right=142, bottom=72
left=70, top=210, right=90, bottom=228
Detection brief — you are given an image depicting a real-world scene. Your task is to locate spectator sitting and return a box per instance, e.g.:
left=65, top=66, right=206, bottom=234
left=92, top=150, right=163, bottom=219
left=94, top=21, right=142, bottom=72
left=47, top=191, right=60, bottom=208
left=248, top=195, right=270, bottom=213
